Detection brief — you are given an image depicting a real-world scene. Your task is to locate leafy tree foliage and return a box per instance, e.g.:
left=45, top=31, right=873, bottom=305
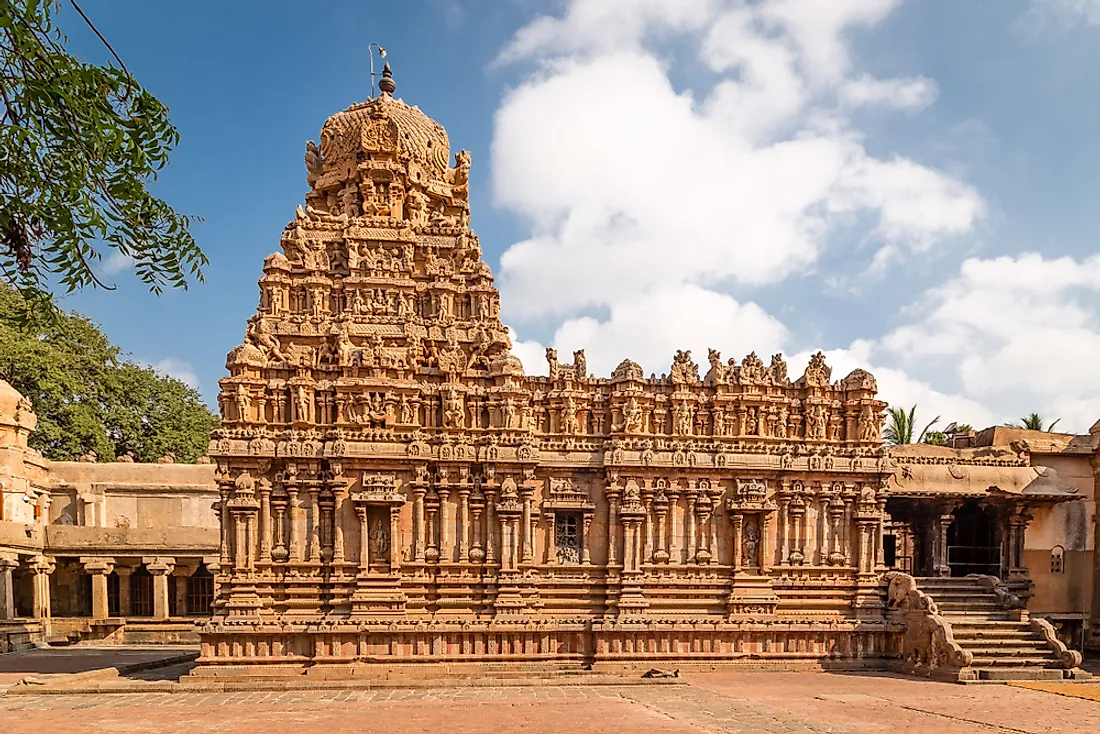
left=1014, top=413, right=1061, bottom=432
left=0, top=0, right=206, bottom=322
left=883, top=404, right=940, bottom=445
left=0, top=283, right=217, bottom=461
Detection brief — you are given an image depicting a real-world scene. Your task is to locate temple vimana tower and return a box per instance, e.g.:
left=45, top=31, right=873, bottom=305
left=197, top=65, right=1088, bottom=679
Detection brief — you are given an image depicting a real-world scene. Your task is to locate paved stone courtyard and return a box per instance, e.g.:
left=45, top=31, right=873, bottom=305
left=2, top=671, right=1099, bottom=734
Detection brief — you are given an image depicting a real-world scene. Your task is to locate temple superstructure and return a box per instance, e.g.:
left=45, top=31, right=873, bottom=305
left=197, top=66, right=1088, bottom=680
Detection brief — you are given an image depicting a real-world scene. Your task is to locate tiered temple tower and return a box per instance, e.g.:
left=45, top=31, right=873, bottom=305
left=200, top=65, right=894, bottom=675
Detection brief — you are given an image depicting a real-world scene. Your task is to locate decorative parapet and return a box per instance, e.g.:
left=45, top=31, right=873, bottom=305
left=1030, top=617, right=1084, bottom=669
left=885, top=572, right=975, bottom=680
left=968, top=574, right=1026, bottom=619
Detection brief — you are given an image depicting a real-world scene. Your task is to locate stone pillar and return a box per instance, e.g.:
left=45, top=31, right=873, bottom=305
left=457, top=488, right=470, bottom=562
left=390, top=506, right=402, bottom=567
left=31, top=556, right=54, bottom=620
left=307, top=488, right=321, bottom=563
left=485, top=489, right=497, bottom=564
left=288, top=487, right=302, bottom=562
left=356, top=505, right=369, bottom=571
left=259, top=484, right=272, bottom=563
left=607, top=491, right=620, bottom=566
left=544, top=511, right=557, bottom=565
left=438, top=488, right=451, bottom=562
left=730, top=514, right=744, bottom=573
left=174, top=570, right=189, bottom=616
left=667, top=490, right=681, bottom=563
left=582, top=515, right=592, bottom=565
left=413, top=487, right=426, bottom=562
left=934, top=512, right=954, bottom=577
left=333, top=487, right=346, bottom=565
left=81, top=557, right=114, bottom=620
left=115, top=565, right=134, bottom=617
left=520, top=490, right=533, bottom=563
left=145, top=557, right=175, bottom=620
left=686, top=494, right=697, bottom=563
left=218, top=488, right=231, bottom=566
left=0, top=554, right=17, bottom=620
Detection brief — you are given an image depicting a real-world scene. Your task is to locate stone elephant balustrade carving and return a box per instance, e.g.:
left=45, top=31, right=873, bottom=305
left=885, top=572, right=975, bottom=681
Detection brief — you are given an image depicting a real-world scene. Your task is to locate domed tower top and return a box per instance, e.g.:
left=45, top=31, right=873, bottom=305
left=303, top=63, right=462, bottom=214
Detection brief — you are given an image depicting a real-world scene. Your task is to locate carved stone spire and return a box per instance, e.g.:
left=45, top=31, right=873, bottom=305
left=378, top=62, right=396, bottom=96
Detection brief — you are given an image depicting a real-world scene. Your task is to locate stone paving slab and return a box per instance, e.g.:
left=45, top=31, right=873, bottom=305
left=1, top=672, right=1097, bottom=733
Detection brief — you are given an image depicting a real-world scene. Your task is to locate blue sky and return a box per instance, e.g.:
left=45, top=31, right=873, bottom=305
left=54, top=0, right=1100, bottom=432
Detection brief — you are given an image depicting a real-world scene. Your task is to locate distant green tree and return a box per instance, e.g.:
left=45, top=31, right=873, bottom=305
left=1014, top=413, right=1061, bottom=432
left=923, top=430, right=948, bottom=446
left=0, top=283, right=217, bottom=461
left=0, top=0, right=206, bottom=323
left=883, top=404, right=940, bottom=445
left=950, top=423, right=974, bottom=434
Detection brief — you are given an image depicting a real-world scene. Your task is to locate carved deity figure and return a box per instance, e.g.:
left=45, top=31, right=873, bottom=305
left=859, top=403, right=880, bottom=442
left=501, top=397, right=517, bottom=429
left=246, top=316, right=287, bottom=363
left=669, top=350, right=700, bottom=385
left=295, top=386, right=311, bottom=423
left=573, top=349, right=587, bottom=379
left=234, top=384, right=252, bottom=422
left=705, top=349, right=728, bottom=385
left=742, top=518, right=761, bottom=568
left=674, top=403, right=693, bottom=436
left=621, top=396, right=643, bottom=433
left=443, top=388, right=465, bottom=429
left=559, top=396, right=577, bottom=434
left=769, top=353, right=788, bottom=385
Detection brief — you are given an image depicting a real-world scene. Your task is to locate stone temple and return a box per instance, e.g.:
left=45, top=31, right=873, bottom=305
left=1, top=64, right=1097, bottom=683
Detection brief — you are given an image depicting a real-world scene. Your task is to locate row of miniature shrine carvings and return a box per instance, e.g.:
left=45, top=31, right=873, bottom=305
left=258, top=281, right=500, bottom=323
left=219, top=471, right=887, bottom=574
left=222, top=382, right=882, bottom=441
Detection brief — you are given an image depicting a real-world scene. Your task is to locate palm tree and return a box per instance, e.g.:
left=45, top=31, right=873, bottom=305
left=883, top=405, right=941, bottom=445
left=1015, top=413, right=1061, bottom=432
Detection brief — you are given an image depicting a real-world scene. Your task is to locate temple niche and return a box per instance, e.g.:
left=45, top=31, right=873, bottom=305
left=200, top=64, right=896, bottom=676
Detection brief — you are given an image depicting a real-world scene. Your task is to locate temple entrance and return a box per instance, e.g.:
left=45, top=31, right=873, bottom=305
left=946, top=501, right=1000, bottom=577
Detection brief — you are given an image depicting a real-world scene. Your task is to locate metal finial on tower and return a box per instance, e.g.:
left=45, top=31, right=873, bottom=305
left=378, top=62, right=396, bottom=96
left=368, top=42, right=388, bottom=98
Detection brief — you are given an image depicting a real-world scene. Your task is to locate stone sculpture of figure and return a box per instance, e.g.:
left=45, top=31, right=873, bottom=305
left=859, top=403, right=880, bottom=442
left=304, top=140, right=323, bottom=185
left=246, top=316, right=287, bottom=363
left=502, top=397, right=517, bottom=429
left=235, top=384, right=252, bottom=422
left=447, top=149, right=471, bottom=202
left=545, top=347, right=559, bottom=380
left=622, top=396, right=643, bottom=433
left=674, top=403, right=692, bottom=436
left=742, top=520, right=760, bottom=568
left=573, top=349, right=587, bottom=379
left=443, top=388, right=465, bottom=429
left=335, top=329, right=356, bottom=367
left=295, top=386, right=311, bottom=423
left=769, top=353, right=788, bottom=385
left=713, top=408, right=726, bottom=436
left=559, top=396, right=576, bottom=434
left=369, top=514, right=390, bottom=558
left=705, top=349, right=728, bottom=385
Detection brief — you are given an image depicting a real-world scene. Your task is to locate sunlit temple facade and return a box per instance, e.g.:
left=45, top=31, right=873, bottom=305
left=1, top=65, right=1096, bottom=682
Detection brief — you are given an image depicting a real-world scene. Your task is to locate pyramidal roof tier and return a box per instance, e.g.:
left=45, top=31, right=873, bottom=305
left=214, top=65, right=886, bottom=462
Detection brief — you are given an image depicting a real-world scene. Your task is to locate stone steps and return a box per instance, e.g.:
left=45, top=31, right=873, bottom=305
left=915, top=577, right=1070, bottom=681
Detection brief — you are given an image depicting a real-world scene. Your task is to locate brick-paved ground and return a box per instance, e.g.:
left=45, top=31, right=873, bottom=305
left=2, top=674, right=1099, bottom=734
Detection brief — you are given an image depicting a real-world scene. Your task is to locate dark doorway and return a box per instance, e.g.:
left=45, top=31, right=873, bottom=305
left=947, top=501, right=1000, bottom=577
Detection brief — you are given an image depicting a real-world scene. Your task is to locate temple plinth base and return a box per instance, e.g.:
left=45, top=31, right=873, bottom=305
left=726, top=574, right=779, bottom=621
left=350, top=574, right=407, bottom=617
